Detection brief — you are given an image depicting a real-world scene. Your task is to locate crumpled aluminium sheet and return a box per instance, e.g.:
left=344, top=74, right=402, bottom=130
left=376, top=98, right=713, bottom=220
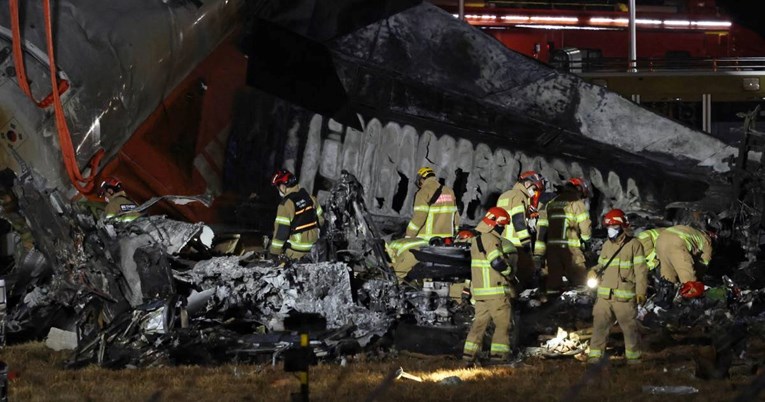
left=175, top=259, right=392, bottom=346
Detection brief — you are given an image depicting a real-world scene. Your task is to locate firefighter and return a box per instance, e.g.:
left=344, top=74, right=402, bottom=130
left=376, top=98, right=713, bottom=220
left=269, top=169, right=324, bottom=260
left=462, top=207, right=518, bottom=364
left=654, top=224, right=712, bottom=286
left=98, top=177, right=140, bottom=222
left=543, top=177, right=592, bottom=291
left=636, top=227, right=665, bottom=271
left=387, top=167, right=459, bottom=280
left=586, top=209, right=647, bottom=364
left=497, top=171, right=546, bottom=288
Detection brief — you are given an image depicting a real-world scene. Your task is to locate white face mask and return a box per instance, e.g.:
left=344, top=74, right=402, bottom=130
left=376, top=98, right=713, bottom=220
left=607, top=227, right=621, bottom=239
left=278, top=189, right=285, bottom=198
left=583, top=199, right=591, bottom=211
left=527, top=187, right=536, bottom=197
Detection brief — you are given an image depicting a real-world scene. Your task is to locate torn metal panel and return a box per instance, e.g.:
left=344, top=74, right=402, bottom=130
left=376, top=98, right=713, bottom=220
left=0, top=0, right=245, bottom=189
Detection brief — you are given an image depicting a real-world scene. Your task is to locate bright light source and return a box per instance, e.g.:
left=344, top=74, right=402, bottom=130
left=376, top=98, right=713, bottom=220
left=501, top=15, right=530, bottom=21
left=636, top=18, right=662, bottom=25
left=516, top=24, right=617, bottom=31
left=529, top=16, right=579, bottom=23
left=590, top=17, right=627, bottom=25
left=692, top=21, right=732, bottom=27
left=480, top=14, right=497, bottom=20
left=664, top=20, right=691, bottom=26
left=587, top=278, right=598, bottom=289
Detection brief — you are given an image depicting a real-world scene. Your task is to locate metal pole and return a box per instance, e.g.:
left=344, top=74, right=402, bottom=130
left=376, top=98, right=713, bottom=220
left=459, top=0, right=465, bottom=21
left=628, top=0, right=637, bottom=72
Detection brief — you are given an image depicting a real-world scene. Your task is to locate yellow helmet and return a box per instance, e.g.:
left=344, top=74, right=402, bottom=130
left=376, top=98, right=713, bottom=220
left=417, top=167, right=435, bottom=180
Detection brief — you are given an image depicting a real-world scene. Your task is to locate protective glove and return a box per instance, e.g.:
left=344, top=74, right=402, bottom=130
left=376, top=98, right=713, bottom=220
left=581, top=239, right=592, bottom=252
left=461, top=287, right=472, bottom=303
left=636, top=294, right=647, bottom=306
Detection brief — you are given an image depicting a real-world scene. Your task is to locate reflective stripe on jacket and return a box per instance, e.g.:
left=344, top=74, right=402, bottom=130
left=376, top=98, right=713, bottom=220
left=271, top=185, right=324, bottom=255
left=405, top=176, right=459, bottom=240
left=637, top=228, right=664, bottom=270
left=470, top=228, right=518, bottom=300
left=591, top=233, right=647, bottom=302
left=104, top=192, right=140, bottom=222
left=497, top=182, right=531, bottom=247
left=662, top=225, right=712, bottom=266
left=545, top=191, right=591, bottom=250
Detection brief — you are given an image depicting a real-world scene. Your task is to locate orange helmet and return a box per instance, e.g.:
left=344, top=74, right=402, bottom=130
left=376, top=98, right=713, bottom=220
left=456, top=229, right=476, bottom=240
left=482, top=207, right=510, bottom=228
left=568, top=177, right=591, bottom=198
left=519, top=170, right=545, bottom=191
left=97, top=177, right=122, bottom=198
left=271, top=169, right=297, bottom=187
left=679, top=281, right=705, bottom=299
left=603, top=209, right=629, bottom=227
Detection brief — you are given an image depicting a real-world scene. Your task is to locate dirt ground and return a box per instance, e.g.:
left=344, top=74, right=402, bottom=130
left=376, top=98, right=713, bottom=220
left=1, top=340, right=763, bottom=402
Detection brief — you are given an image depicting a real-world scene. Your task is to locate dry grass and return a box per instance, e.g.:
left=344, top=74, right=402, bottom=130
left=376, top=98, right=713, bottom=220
left=1, top=341, right=762, bottom=402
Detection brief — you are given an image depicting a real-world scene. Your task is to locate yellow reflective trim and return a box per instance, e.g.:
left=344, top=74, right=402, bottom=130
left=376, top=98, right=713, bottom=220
left=275, top=216, right=291, bottom=225
left=491, top=343, right=510, bottom=353
left=413, top=205, right=430, bottom=212
left=574, top=212, right=589, bottom=223
left=407, top=222, right=420, bottom=231
left=464, top=341, right=479, bottom=352
left=472, top=287, right=507, bottom=296
left=588, top=349, right=603, bottom=358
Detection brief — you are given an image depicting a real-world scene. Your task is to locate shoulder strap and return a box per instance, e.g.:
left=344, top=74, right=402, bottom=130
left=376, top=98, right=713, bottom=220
left=597, top=236, right=632, bottom=274
left=476, top=235, right=486, bottom=255
left=428, top=185, right=444, bottom=206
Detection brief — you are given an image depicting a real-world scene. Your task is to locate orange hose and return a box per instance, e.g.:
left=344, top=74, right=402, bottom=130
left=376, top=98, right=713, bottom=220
left=9, top=0, right=104, bottom=194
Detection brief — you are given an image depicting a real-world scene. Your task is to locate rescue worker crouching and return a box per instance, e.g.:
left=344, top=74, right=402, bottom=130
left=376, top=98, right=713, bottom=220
left=654, top=224, right=713, bottom=299
left=636, top=227, right=665, bottom=272
left=497, top=171, right=546, bottom=289
left=269, top=169, right=324, bottom=261
left=387, top=167, right=459, bottom=281
left=586, top=209, right=647, bottom=365
left=463, top=207, right=519, bottom=364
left=98, top=177, right=140, bottom=222
left=543, top=177, right=592, bottom=291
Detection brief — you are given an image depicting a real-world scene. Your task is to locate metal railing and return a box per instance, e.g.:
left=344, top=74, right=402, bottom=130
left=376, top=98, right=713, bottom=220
left=552, top=56, right=765, bottom=74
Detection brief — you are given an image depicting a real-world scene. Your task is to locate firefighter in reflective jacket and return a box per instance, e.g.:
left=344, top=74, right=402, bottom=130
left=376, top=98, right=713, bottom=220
left=463, top=207, right=518, bottom=363
left=655, top=225, right=712, bottom=284
left=543, top=178, right=592, bottom=290
left=270, top=169, right=324, bottom=260
left=586, top=209, right=647, bottom=364
left=497, top=171, right=546, bottom=287
left=98, top=177, right=140, bottom=222
left=387, top=167, right=459, bottom=280
left=637, top=227, right=665, bottom=271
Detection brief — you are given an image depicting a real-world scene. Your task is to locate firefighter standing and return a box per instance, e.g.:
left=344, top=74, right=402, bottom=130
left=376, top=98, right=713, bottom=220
left=586, top=209, right=647, bottom=364
left=654, top=225, right=712, bottom=285
left=497, top=171, right=546, bottom=288
left=98, top=177, right=140, bottom=222
left=543, top=178, right=592, bottom=291
left=270, top=169, right=324, bottom=260
left=463, top=207, right=518, bottom=363
left=636, top=227, right=665, bottom=271
left=387, top=167, right=459, bottom=280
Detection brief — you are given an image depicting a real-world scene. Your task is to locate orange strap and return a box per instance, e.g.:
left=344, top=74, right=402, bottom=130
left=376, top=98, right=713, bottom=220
left=9, top=0, right=104, bottom=194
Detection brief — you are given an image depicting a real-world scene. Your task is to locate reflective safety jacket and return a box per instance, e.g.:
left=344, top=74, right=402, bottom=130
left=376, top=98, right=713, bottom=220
left=469, top=224, right=518, bottom=300
left=405, top=176, right=459, bottom=240
left=591, top=233, right=647, bottom=302
left=497, top=182, right=533, bottom=248
left=271, top=185, right=324, bottom=255
left=637, top=228, right=665, bottom=270
left=544, top=190, right=591, bottom=250
left=659, top=225, right=712, bottom=266
left=104, top=192, right=140, bottom=222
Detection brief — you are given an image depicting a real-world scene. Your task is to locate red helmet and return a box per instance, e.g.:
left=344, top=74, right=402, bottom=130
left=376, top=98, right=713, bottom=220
left=271, top=169, right=297, bottom=187
left=482, top=207, right=510, bottom=228
left=679, top=281, right=705, bottom=299
left=568, top=177, right=592, bottom=198
left=456, top=229, right=476, bottom=240
left=603, top=209, right=629, bottom=227
left=519, top=170, right=545, bottom=191
left=98, top=177, right=122, bottom=198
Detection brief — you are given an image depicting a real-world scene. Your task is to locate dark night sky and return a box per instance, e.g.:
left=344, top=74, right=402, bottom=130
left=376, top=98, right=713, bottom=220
left=715, top=0, right=765, bottom=38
